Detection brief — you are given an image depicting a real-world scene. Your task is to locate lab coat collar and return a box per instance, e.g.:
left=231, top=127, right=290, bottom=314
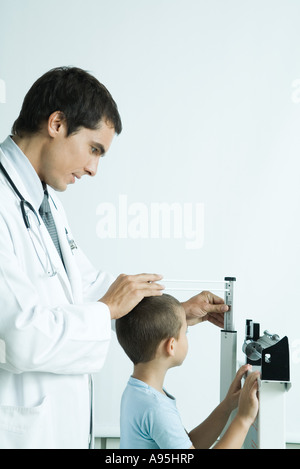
left=0, top=136, right=44, bottom=212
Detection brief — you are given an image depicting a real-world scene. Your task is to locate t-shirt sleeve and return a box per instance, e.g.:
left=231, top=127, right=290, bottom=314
left=147, top=402, right=193, bottom=449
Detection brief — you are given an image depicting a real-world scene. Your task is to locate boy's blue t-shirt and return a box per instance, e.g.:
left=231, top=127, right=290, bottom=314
left=120, top=376, right=192, bottom=449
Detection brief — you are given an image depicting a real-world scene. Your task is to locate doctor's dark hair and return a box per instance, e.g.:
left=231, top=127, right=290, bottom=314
left=12, top=66, right=122, bottom=137
left=116, top=294, right=184, bottom=365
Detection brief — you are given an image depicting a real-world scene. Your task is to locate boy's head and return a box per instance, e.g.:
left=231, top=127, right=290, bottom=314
left=116, top=294, right=188, bottom=366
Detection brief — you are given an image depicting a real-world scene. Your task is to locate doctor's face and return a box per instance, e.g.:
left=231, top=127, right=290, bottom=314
left=41, top=115, right=115, bottom=192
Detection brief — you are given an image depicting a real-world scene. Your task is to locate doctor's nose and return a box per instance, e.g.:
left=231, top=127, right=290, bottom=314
left=84, top=158, right=99, bottom=177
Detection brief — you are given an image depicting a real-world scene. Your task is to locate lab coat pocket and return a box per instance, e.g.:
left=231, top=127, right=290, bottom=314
left=0, top=397, right=55, bottom=449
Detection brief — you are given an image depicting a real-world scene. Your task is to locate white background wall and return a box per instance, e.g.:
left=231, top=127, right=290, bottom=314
left=1, top=0, right=300, bottom=443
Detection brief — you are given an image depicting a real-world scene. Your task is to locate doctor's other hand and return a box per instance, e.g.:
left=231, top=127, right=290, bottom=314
left=99, top=273, right=165, bottom=320
left=181, top=290, right=228, bottom=327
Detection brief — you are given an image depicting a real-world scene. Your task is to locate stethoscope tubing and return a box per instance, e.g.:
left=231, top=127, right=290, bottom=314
left=0, top=160, right=57, bottom=276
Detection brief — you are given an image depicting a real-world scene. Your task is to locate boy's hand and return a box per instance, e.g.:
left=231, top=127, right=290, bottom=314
left=224, top=365, right=252, bottom=412
left=99, top=273, right=165, bottom=320
left=214, top=369, right=259, bottom=449
left=237, top=370, right=260, bottom=426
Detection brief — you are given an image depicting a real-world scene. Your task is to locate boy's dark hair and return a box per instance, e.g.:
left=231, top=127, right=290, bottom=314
left=116, top=294, right=184, bottom=365
left=12, top=66, right=122, bottom=137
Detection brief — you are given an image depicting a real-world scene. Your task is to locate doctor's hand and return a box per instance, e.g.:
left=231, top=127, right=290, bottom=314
left=181, top=290, right=228, bottom=327
left=99, top=273, right=165, bottom=320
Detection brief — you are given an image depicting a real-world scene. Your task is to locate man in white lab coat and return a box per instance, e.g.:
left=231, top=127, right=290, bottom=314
left=0, top=67, right=228, bottom=449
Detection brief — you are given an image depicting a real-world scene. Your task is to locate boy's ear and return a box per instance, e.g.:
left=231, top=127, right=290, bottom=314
left=165, top=337, right=176, bottom=357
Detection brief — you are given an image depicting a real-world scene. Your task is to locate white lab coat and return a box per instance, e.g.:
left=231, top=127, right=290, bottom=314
left=0, top=147, right=114, bottom=449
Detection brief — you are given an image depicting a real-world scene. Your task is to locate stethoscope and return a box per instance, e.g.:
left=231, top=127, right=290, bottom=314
left=0, top=161, right=77, bottom=278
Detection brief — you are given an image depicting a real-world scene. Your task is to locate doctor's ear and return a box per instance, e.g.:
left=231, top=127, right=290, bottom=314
left=47, top=111, right=68, bottom=138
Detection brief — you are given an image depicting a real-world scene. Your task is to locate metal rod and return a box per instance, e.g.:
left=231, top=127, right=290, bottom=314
left=163, top=279, right=230, bottom=284
left=164, top=287, right=229, bottom=292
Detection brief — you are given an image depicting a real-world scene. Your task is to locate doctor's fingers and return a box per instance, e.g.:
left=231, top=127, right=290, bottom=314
left=121, top=273, right=165, bottom=292
left=204, top=302, right=229, bottom=314
left=208, top=291, right=225, bottom=304
left=133, top=279, right=165, bottom=297
left=194, top=291, right=228, bottom=314
left=106, top=274, right=164, bottom=301
left=126, top=273, right=164, bottom=284
left=206, top=312, right=224, bottom=328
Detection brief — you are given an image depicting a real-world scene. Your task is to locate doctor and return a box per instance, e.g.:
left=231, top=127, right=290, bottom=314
left=0, top=67, right=228, bottom=449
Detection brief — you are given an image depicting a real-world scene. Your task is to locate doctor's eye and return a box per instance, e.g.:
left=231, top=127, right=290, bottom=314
left=91, top=147, right=100, bottom=155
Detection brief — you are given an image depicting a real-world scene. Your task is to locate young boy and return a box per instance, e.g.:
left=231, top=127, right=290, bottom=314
left=116, top=294, right=259, bottom=449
